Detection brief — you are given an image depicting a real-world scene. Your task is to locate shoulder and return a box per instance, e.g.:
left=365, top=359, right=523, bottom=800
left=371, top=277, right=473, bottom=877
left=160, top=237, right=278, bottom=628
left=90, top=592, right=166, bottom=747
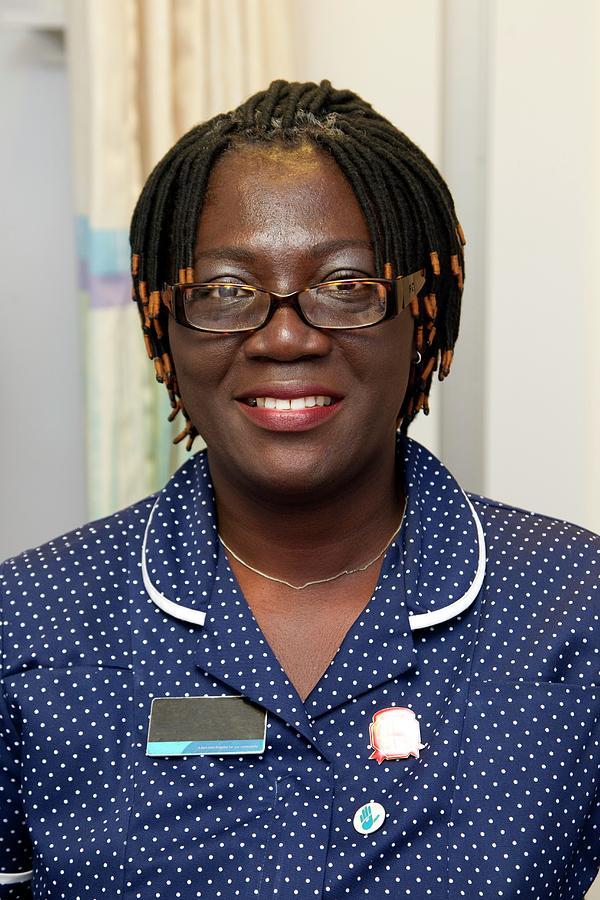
left=1, top=494, right=156, bottom=580
left=0, top=494, right=157, bottom=626
left=467, top=493, right=599, bottom=685
left=468, top=491, right=600, bottom=563
left=0, top=494, right=160, bottom=675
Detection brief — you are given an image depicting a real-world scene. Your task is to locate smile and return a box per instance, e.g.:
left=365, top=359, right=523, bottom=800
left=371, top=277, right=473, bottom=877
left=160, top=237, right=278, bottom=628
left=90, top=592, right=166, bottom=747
left=245, top=396, right=335, bottom=409
left=236, top=391, right=343, bottom=432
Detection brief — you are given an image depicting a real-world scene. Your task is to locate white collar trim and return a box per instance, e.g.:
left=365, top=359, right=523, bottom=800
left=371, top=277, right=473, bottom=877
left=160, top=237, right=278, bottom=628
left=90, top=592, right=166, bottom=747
left=0, top=871, right=33, bottom=885
left=141, top=496, right=207, bottom=627
left=407, top=492, right=486, bottom=630
left=142, top=488, right=486, bottom=632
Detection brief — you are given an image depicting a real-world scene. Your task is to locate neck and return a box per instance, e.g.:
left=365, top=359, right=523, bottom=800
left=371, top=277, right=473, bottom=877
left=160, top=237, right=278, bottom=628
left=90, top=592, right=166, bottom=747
left=208, top=441, right=405, bottom=588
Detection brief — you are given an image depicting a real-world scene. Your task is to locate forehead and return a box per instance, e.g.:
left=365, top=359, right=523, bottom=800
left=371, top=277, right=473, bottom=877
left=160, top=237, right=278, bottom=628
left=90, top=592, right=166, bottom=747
left=195, top=142, right=372, bottom=250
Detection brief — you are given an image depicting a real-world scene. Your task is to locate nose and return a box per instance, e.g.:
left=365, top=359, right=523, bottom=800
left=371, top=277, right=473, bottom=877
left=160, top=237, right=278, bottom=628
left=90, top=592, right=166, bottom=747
left=243, top=300, right=332, bottom=362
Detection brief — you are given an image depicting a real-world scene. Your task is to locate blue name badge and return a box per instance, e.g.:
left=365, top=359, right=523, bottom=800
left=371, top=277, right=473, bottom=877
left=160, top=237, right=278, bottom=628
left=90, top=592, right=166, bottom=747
left=146, top=695, right=267, bottom=757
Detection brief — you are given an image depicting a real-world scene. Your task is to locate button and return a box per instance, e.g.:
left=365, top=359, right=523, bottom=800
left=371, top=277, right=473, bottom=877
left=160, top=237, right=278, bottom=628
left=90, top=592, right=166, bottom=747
left=353, top=801, right=385, bottom=835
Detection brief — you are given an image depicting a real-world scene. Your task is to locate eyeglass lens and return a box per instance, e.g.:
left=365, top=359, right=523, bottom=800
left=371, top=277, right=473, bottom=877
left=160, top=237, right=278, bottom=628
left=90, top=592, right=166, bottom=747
left=180, top=281, right=389, bottom=332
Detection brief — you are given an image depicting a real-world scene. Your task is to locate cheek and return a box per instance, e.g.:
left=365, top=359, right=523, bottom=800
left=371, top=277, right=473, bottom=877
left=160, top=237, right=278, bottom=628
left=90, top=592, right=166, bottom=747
left=168, top=320, right=240, bottom=410
left=350, top=314, right=414, bottom=406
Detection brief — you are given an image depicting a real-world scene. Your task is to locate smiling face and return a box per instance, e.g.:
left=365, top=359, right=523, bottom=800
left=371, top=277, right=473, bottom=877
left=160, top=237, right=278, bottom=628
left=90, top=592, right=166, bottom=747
left=167, top=142, right=415, bottom=502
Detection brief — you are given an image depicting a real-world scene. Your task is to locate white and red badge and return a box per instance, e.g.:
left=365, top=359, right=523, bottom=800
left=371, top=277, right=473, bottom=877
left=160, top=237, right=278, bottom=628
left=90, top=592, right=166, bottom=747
left=368, top=707, right=425, bottom=764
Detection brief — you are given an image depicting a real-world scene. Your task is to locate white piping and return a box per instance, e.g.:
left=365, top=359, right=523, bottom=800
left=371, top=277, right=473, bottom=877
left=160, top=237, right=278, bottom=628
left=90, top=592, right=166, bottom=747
left=0, top=869, right=33, bottom=884
left=141, top=497, right=206, bottom=627
left=142, top=491, right=486, bottom=633
left=408, top=494, right=486, bottom=630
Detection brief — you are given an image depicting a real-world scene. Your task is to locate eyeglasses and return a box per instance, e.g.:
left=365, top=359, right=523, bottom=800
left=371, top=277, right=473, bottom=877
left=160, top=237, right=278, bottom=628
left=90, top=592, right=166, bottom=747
left=162, top=269, right=425, bottom=333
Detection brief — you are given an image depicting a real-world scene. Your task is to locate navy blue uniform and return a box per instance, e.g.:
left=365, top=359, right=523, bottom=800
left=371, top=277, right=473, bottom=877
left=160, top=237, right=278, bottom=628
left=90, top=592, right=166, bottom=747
left=1, top=438, right=598, bottom=897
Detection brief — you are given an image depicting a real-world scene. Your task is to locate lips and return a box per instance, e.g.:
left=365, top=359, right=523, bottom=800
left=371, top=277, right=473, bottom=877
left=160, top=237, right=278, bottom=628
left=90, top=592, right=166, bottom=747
left=247, top=395, right=334, bottom=409
left=235, top=384, right=344, bottom=432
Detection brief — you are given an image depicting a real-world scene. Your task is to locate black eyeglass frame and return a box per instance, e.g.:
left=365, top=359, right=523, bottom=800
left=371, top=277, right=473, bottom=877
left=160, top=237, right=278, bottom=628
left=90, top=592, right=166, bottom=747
left=162, top=269, right=426, bottom=334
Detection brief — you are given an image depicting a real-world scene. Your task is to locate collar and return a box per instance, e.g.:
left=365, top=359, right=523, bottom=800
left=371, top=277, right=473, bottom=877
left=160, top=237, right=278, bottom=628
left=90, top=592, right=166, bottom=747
left=141, top=435, right=486, bottom=633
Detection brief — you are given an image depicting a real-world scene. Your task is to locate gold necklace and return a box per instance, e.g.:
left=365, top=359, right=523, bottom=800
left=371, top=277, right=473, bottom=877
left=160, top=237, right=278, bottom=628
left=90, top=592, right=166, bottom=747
left=218, top=503, right=406, bottom=591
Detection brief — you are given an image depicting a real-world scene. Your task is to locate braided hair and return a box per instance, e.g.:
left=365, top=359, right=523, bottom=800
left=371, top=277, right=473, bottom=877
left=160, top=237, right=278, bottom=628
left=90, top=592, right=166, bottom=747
left=130, top=79, right=466, bottom=450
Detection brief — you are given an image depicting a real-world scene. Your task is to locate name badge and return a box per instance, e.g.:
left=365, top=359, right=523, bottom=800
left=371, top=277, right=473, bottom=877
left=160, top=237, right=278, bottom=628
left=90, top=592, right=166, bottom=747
left=146, top=695, right=267, bottom=757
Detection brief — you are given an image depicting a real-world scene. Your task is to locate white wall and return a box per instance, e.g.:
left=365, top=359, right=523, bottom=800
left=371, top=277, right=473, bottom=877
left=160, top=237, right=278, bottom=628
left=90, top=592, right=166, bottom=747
left=0, top=25, right=85, bottom=561
left=438, top=0, right=490, bottom=496
left=484, top=0, right=600, bottom=532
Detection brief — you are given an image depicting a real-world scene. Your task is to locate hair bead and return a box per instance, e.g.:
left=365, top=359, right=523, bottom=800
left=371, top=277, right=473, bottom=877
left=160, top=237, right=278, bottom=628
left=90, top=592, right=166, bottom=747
left=143, top=333, right=154, bottom=360
left=149, top=290, right=161, bottom=319
left=422, top=355, right=437, bottom=381
left=416, top=324, right=424, bottom=351
left=161, top=353, right=174, bottom=382
left=153, top=357, right=164, bottom=383
left=168, top=399, right=182, bottom=422
left=173, top=418, right=193, bottom=445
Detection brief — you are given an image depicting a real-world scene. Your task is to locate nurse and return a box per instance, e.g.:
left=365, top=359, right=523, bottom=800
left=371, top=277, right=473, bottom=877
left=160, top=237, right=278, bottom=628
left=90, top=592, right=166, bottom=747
left=1, top=80, right=598, bottom=898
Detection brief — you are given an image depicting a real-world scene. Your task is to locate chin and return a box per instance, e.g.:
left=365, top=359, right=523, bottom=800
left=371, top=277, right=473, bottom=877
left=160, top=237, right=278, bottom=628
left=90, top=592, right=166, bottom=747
left=217, top=440, right=333, bottom=500
left=208, top=426, right=391, bottom=509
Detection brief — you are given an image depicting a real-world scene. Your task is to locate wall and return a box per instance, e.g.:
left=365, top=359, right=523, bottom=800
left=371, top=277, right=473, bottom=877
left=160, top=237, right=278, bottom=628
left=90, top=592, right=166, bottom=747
left=484, top=0, right=600, bottom=531
left=438, top=0, right=489, bottom=496
left=0, top=24, right=85, bottom=561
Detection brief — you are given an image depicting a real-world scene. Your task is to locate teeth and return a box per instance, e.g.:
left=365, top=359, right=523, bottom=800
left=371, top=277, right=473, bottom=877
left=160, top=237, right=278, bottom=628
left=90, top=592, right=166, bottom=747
left=248, top=395, right=334, bottom=409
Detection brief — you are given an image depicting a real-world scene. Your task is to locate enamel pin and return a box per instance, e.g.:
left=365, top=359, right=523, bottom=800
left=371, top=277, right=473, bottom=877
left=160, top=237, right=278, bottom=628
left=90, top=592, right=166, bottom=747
left=368, top=706, right=425, bottom=764
left=353, top=801, right=386, bottom=835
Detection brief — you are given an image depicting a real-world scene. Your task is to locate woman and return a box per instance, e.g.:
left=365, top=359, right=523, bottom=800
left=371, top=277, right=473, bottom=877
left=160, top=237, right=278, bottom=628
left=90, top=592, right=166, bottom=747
left=1, top=80, right=598, bottom=898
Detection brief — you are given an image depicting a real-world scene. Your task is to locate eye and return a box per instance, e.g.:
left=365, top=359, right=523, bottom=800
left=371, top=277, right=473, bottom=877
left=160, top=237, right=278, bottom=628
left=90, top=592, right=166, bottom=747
left=209, top=283, right=249, bottom=300
left=329, top=281, right=363, bottom=293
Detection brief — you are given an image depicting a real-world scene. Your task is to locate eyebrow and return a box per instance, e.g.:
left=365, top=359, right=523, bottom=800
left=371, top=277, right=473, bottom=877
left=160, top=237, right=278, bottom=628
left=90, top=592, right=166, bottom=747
left=193, top=238, right=373, bottom=265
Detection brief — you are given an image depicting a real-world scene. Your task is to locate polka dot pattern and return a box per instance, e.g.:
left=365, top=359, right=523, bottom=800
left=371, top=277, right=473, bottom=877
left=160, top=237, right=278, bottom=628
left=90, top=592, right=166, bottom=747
left=1, top=436, right=598, bottom=898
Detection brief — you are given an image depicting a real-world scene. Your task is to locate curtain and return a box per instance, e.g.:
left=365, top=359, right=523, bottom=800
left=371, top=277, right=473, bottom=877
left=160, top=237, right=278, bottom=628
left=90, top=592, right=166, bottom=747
left=66, top=0, right=294, bottom=518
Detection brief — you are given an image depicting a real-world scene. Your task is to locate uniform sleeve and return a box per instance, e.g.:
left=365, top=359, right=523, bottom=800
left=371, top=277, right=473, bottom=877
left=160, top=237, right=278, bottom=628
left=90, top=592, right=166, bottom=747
left=577, top=782, right=600, bottom=896
left=0, top=581, right=33, bottom=898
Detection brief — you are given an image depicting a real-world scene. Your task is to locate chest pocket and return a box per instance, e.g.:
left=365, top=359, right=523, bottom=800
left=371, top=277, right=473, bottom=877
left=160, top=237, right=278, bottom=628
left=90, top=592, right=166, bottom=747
left=448, top=679, right=599, bottom=899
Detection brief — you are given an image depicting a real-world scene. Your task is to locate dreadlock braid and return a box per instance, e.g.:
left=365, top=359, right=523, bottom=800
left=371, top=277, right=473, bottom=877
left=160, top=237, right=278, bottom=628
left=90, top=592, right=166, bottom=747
left=130, top=79, right=466, bottom=450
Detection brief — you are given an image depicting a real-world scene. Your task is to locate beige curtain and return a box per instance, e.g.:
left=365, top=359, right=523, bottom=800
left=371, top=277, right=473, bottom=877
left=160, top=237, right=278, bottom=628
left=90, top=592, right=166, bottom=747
left=66, top=0, right=294, bottom=518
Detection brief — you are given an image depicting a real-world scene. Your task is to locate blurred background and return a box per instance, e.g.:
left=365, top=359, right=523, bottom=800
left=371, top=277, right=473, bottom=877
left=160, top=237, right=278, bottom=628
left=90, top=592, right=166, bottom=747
left=0, top=2, right=598, bottom=894
left=1, top=0, right=599, bottom=557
